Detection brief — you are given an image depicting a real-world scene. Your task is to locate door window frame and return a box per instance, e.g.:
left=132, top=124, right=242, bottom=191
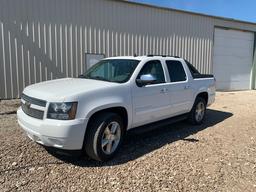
left=135, top=59, right=168, bottom=87
left=164, top=59, right=188, bottom=84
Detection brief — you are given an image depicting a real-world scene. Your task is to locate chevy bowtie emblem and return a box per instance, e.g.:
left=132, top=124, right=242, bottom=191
left=25, top=101, right=31, bottom=108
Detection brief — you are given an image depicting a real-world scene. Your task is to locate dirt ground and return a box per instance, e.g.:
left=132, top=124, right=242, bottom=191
left=0, top=91, right=256, bottom=192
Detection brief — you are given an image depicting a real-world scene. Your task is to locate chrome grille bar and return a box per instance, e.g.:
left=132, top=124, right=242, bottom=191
left=21, top=93, right=46, bottom=107
left=21, top=94, right=46, bottom=120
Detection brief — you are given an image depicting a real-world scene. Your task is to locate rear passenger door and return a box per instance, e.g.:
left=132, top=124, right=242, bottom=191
left=165, top=60, right=193, bottom=115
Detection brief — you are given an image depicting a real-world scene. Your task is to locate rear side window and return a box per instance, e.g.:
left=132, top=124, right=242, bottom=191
left=137, top=60, right=165, bottom=84
left=166, top=60, right=187, bottom=82
left=185, top=60, right=200, bottom=77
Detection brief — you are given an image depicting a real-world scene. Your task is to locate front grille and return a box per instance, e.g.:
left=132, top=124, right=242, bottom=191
left=21, top=93, right=46, bottom=107
left=21, top=103, right=44, bottom=119
left=21, top=94, right=46, bottom=120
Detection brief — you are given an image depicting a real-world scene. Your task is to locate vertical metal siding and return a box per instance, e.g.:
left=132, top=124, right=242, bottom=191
left=0, top=21, right=6, bottom=98
left=0, top=0, right=256, bottom=98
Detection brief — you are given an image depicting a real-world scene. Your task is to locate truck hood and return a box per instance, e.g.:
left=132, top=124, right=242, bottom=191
left=23, top=78, right=118, bottom=101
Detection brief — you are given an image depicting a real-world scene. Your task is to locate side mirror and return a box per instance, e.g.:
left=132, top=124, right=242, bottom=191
left=136, top=74, right=157, bottom=87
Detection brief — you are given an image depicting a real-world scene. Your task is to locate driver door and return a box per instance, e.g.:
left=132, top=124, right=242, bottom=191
left=131, top=60, right=171, bottom=127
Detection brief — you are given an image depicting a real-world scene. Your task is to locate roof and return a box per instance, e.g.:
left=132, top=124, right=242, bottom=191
left=115, top=0, right=256, bottom=26
left=104, top=55, right=183, bottom=61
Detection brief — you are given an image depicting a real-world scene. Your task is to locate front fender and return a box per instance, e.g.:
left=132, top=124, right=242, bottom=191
left=77, top=95, right=132, bottom=130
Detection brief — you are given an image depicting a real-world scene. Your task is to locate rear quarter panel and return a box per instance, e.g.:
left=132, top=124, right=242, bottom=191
left=192, top=78, right=216, bottom=106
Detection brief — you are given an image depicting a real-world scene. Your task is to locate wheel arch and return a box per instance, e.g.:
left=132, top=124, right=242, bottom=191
left=195, top=91, right=208, bottom=104
left=86, top=106, right=129, bottom=132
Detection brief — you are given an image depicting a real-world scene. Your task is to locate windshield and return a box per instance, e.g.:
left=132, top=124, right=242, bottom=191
left=80, top=59, right=140, bottom=83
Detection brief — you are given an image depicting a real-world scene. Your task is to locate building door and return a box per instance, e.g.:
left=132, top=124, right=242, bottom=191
left=213, top=28, right=254, bottom=90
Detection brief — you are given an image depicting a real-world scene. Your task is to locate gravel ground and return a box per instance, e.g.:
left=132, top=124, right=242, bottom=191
left=0, top=91, right=256, bottom=192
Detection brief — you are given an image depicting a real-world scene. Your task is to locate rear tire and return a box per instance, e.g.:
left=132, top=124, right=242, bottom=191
left=84, top=112, right=125, bottom=161
left=188, top=97, right=206, bottom=125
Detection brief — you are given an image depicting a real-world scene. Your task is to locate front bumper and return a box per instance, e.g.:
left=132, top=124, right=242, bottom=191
left=17, top=107, right=88, bottom=150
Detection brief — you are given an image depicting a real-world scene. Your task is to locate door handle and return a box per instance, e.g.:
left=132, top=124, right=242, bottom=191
left=160, top=88, right=168, bottom=93
left=184, top=85, right=190, bottom=89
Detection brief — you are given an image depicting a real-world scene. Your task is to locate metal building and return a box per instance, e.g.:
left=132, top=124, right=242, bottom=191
left=0, top=0, right=256, bottom=99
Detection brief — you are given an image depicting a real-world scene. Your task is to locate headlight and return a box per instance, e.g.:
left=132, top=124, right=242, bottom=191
left=47, top=102, right=78, bottom=120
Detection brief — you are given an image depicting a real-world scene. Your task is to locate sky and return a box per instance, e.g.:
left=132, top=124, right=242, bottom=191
left=130, top=0, right=256, bottom=23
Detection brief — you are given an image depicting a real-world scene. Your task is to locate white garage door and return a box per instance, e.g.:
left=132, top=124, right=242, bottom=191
left=213, top=28, right=254, bottom=90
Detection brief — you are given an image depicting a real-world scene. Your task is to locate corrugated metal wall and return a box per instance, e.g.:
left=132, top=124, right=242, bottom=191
left=0, top=0, right=256, bottom=99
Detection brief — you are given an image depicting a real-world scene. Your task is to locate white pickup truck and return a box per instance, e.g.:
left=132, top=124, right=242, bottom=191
left=17, top=55, right=215, bottom=161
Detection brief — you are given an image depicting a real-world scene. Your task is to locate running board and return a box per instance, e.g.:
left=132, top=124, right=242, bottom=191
left=128, top=113, right=189, bottom=135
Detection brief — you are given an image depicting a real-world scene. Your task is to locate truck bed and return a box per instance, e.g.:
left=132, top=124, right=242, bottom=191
left=192, top=74, right=214, bottom=79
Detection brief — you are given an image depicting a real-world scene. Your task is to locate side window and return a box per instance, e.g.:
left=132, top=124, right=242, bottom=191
left=166, top=60, right=187, bottom=82
left=137, top=60, right=165, bottom=84
left=185, top=60, right=200, bottom=76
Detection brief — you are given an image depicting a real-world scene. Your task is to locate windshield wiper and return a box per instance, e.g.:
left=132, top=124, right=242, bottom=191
left=78, top=74, right=85, bottom=78
left=78, top=75, right=114, bottom=82
left=89, top=76, right=112, bottom=82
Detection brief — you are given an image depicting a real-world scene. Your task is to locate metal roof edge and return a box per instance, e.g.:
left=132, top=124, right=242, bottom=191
left=112, top=0, right=256, bottom=26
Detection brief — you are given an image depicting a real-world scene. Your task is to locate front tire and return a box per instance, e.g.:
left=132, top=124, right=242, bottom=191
left=84, top=112, right=125, bottom=161
left=188, top=97, right=206, bottom=125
